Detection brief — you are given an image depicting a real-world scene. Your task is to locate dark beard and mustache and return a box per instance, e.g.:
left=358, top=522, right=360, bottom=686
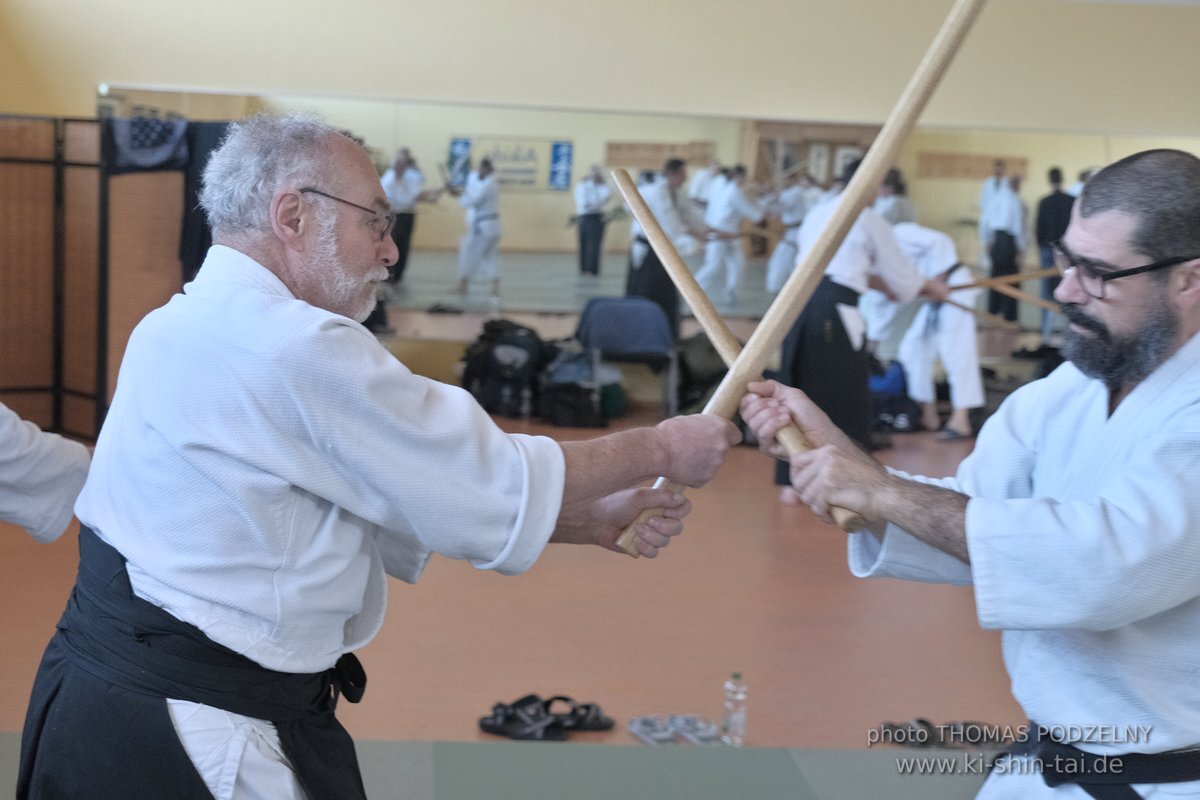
left=1060, top=302, right=1178, bottom=389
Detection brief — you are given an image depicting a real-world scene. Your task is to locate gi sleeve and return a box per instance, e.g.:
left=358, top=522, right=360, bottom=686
left=967, top=427, right=1200, bottom=631
left=271, top=321, right=564, bottom=577
left=0, top=402, right=90, bottom=542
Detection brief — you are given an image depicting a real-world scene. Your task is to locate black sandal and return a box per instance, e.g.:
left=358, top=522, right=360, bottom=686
left=545, top=695, right=614, bottom=732
left=479, top=694, right=569, bottom=741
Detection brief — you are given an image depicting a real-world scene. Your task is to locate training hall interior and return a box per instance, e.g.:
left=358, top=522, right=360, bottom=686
left=3, top=0, right=1200, bottom=797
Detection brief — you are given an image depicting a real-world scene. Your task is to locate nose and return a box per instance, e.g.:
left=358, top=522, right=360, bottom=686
left=1053, top=266, right=1088, bottom=306
left=380, top=233, right=399, bottom=266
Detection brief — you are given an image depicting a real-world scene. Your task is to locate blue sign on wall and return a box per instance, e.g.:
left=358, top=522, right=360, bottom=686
left=549, top=141, right=573, bottom=191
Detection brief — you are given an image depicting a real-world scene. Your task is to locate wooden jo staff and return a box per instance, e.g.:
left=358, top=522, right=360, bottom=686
left=954, top=266, right=1057, bottom=291
left=612, top=0, right=988, bottom=557
left=613, top=168, right=868, bottom=545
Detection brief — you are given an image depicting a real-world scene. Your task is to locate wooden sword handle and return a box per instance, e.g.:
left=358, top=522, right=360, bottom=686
left=611, top=170, right=865, bottom=557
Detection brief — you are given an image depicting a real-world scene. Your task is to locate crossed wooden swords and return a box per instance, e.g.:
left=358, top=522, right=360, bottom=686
left=612, top=0, right=1009, bottom=555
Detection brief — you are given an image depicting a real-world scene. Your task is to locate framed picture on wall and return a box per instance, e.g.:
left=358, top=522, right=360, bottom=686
left=833, top=145, right=864, bottom=182
left=807, top=142, right=831, bottom=184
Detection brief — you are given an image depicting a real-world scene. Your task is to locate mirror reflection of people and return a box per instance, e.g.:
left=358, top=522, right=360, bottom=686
left=17, top=113, right=741, bottom=800
left=626, top=158, right=707, bottom=338
left=774, top=158, right=939, bottom=503
left=1035, top=167, right=1076, bottom=344
left=694, top=164, right=764, bottom=307
left=743, top=149, right=1200, bottom=799
left=978, top=159, right=1027, bottom=322
left=574, top=165, right=612, bottom=276
left=452, top=157, right=501, bottom=297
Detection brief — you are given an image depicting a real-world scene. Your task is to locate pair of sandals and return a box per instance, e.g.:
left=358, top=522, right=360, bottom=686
left=628, top=714, right=721, bottom=746
left=479, top=694, right=614, bottom=741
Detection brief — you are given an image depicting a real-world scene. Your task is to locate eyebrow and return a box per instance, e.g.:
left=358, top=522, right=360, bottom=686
left=1060, top=241, right=1121, bottom=274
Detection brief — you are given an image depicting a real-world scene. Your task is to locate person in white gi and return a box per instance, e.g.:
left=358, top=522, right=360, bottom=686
left=873, top=167, right=917, bottom=226
left=686, top=157, right=723, bottom=211
left=860, top=168, right=922, bottom=352
left=774, top=158, right=938, bottom=503
left=626, top=157, right=708, bottom=338
left=573, top=164, right=612, bottom=276
left=0, top=401, right=89, bottom=541
left=892, top=222, right=984, bottom=439
left=453, top=157, right=502, bottom=296
left=694, top=164, right=764, bottom=305
left=764, top=173, right=821, bottom=295
left=742, top=148, right=1200, bottom=799
left=18, top=113, right=741, bottom=800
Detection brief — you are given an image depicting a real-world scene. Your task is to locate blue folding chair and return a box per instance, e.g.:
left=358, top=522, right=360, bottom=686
left=575, top=297, right=679, bottom=417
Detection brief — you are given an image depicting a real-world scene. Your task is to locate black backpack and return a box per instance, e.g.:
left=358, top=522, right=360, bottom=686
left=461, top=319, right=554, bottom=417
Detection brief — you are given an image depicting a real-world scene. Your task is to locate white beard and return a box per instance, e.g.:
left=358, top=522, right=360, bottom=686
left=307, top=214, right=387, bottom=323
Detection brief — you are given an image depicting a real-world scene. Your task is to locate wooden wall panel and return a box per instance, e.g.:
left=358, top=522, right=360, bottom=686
left=63, top=168, right=99, bottom=398
left=0, top=119, right=55, bottom=160
left=0, top=163, right=55, bottom=390
left=106, top=172, right=184, bottom=402
left=63, top=120, right=100, bottom=165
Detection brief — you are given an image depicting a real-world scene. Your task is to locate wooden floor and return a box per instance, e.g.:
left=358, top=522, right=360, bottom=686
left=0, top=409, right=1023, bottom=752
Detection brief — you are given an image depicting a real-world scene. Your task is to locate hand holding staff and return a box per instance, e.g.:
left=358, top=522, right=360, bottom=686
left=613, top=168, right=868, bottom=553
left=611, top=0, right=988, bottom=556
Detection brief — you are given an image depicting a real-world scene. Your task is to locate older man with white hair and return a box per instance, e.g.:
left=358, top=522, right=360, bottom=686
left=18, top=113, right=739, bottom=800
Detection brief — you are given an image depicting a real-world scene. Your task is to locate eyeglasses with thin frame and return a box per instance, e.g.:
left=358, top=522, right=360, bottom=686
left=299, top=188, right=396, bottom=242
left=1050, top=239, right=1200, bottom=300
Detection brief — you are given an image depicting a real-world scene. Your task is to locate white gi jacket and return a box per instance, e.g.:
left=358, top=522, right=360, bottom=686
left=76, top=246, right=565, bottom=673
left=799, top=193, right=923, bottom=347
left=460, top=171, right=501, bottom=232
left=703, top=180, right=763, bottom=233
left=1, top=402, right=89, bottom=541
left=630, top=177, right=704, bottom=261
left=851, top=331, right=1200, bottom=755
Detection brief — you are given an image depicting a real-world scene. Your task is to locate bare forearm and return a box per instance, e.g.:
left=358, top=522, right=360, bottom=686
left=875, top=475, right=971, bottom=563
left=559, top=429, right=667, bottom=506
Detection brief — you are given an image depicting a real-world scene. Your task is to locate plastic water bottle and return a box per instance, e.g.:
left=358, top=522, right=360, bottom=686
left=721, top=671, right=747, bottom=746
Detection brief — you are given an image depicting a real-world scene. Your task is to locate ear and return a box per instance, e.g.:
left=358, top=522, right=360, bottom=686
left=1173, top=258, right=1200, bottom=313
left=270, top=190, right=308, bottom=252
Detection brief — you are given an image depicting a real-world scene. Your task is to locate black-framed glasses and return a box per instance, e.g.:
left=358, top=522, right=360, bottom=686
left=1051, top=239, right=1200, bottom=300
left=299, top=188, right=396, bottom=242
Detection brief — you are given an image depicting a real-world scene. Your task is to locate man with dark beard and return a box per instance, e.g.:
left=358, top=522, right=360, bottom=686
left=740, top=149, right=1200, bottom=799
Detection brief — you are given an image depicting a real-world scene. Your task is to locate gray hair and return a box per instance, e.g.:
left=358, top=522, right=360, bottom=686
left=1079, top=149, right=1200, bottom=263
left=199, top=112, right=348, bottom=236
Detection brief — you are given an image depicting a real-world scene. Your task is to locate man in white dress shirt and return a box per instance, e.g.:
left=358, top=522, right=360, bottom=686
left=0, top=401, right=89, bottom=542
left=694, top=164, right=764, bottom=306
left=380, top=147, right=425, bottom=288
left=978, top=159, right=1027, bottom=322
left=741, top=148, right=1200, bottom=798
left=453, top=157, right=502, bottom=296
left=574, top=164, right=612, bottom=276
left=17, top=112, right=740, bottom=800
